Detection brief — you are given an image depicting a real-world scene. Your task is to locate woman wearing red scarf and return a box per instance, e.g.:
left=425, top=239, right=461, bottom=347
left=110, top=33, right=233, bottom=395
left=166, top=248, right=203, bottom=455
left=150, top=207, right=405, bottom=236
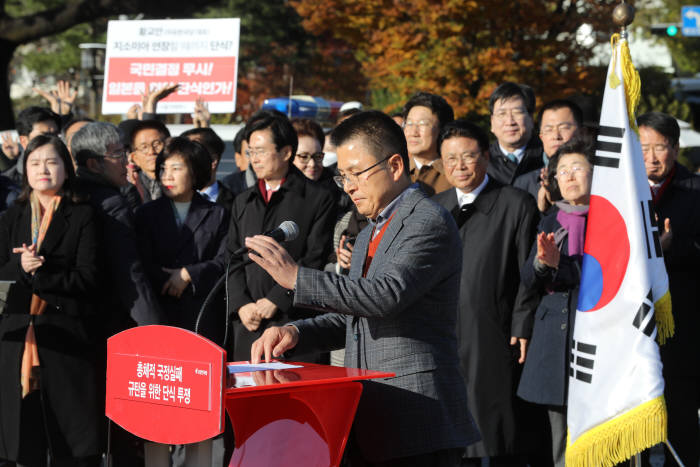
left=0, top=135, right=102, bottom=467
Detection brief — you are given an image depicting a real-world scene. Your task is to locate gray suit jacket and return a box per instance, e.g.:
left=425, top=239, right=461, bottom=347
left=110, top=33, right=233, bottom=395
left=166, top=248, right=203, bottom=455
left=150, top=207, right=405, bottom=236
left=292, top=187, right=479, bottom=462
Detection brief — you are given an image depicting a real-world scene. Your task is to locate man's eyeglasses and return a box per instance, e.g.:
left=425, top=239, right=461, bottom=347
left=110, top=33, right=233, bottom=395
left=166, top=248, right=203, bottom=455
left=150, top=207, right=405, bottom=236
left=444, top=152, right=481, bottom=168
left=493, top=108, right=528, bottom=121
left=403, top=120, right=435, bottom=131
left=333, top=156, right=391, bottom=188
left=134, top=140, right=165, bottom=155
left=104, top=149, right=128, bottom=160
left=296, top=152, right=324, bottom=164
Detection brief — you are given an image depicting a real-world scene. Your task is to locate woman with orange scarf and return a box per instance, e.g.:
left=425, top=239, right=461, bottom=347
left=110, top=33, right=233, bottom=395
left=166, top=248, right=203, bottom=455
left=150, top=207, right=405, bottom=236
left=0, top=135, right=102, bottom=467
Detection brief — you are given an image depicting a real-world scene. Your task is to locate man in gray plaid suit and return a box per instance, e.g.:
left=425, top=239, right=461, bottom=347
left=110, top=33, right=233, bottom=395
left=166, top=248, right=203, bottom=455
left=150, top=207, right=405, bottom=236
left=246, top=110, right=479, bottom=466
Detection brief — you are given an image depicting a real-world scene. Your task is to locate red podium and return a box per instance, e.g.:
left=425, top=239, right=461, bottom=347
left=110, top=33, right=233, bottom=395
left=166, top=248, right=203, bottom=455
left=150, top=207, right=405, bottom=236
left=106, top=326, right=393, bottom=466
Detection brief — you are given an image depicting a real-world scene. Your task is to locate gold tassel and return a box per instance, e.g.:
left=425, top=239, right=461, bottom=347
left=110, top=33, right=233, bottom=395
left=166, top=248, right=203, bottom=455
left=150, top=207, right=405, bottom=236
left=608, top=33, right=642, bottom=134
left=566, top=396, right=667, bottom=467
left=619, top=38, right=641, bottom=134
left=654, top=290, right=674, bottom=345
left=608, top=34, right=621, bottom=89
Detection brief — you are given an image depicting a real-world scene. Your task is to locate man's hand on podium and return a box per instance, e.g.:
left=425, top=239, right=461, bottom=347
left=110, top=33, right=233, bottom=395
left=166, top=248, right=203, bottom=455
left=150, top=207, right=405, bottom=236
left=251, top=325, right=299, bottom=363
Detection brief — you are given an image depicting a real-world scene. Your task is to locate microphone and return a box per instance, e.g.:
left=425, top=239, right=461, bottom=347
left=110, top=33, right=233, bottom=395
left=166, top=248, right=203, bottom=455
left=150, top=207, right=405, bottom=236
left=233, top=220, right=300, bottom=256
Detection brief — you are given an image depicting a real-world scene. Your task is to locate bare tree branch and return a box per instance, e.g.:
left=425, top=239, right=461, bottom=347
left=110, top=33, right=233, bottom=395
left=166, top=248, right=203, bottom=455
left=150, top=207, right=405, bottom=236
left=0, top=0, right=221, bottom=45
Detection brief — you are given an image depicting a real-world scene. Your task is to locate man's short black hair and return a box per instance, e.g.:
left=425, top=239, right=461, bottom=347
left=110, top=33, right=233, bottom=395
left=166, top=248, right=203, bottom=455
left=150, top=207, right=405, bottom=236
left=537, top=99, right=584, bottom=129
left=233, top=126, right=246, bottom=154
left=128, top=120, right=170, bottom=149
left=244, top=110, right=298, bottom=156
left=16, top=106, right=61, bottom=137
left=437, top=120, right=490, bottom=156
left=637, top=112, right=680, bottom=148
left=180, top=127, right=225, bottom=163
left=402, top=92, right=454, bottom=128
left=156, top=136, right=212, bottom=191
left=489, top=82, right=535, bottom=115
left=331, top=110, right=409, bottom=175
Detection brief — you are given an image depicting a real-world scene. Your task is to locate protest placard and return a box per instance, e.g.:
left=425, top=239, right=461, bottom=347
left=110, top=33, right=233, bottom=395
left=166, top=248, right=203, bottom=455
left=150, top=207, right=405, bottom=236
left=102, top=18, right=240, bottom=115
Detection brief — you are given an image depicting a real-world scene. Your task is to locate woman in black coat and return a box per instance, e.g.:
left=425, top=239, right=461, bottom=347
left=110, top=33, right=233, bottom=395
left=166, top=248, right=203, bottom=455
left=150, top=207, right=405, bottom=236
left=134, top=137, right=229, bottom=466
left=0, top=135, right=103, bottom=467
left=134, top=137, right=228, bottom=342
left=517, top=137, right=594, bottom=467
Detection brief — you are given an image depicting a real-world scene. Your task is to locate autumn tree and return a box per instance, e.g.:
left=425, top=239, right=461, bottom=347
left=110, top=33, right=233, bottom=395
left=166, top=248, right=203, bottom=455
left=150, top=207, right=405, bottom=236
left=197, top=0, right=366, bottom=120
left=291, top=0, right=619, bottom=117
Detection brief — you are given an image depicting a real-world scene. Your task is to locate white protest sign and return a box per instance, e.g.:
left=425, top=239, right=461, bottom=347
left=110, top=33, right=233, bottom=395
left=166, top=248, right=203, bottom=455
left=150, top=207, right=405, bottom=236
left=102, top=18, right=240, bottom=115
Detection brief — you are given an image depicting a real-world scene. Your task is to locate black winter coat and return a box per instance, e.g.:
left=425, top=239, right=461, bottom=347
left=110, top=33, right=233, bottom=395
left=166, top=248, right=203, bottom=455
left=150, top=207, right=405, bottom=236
left=488, top=137, right=544, bottom=186
left=517, top=206, right=584, bottom=406
left=226, top=166, right=336, bottom=360
left=135, top=193, right=229, bottom=345
left=0, top=200, right=103, bottom=461
left=653, top=163, right=700, bottom=379
left=433, top=180, right=540, bottom=457
left=76, top=169, right=165, bottom=334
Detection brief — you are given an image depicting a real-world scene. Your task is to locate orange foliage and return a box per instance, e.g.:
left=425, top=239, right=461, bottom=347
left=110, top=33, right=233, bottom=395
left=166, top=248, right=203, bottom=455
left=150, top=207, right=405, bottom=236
left=291, top=0, right=618, bottom=117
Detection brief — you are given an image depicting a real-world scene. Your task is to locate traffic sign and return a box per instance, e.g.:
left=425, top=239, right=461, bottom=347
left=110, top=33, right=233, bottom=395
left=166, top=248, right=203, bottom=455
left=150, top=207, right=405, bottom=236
left=682, top=6, right=700, bottom=36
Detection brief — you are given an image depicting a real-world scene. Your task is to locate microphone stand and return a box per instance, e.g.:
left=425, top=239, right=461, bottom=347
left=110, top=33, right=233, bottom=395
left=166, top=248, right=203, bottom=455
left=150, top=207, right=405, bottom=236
left=194, top=253, right=251, bottom=347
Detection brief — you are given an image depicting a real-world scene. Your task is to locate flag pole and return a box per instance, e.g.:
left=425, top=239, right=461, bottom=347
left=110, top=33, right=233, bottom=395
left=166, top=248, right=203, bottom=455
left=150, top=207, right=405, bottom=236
left=664, top=441, right=686, bottom=467
left=608, top=8, right=683, bottom=467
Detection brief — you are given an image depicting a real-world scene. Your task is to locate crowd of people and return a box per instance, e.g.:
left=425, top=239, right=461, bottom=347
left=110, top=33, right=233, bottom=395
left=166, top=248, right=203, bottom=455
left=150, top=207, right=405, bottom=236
left=0, top=79, right=698, bottom=467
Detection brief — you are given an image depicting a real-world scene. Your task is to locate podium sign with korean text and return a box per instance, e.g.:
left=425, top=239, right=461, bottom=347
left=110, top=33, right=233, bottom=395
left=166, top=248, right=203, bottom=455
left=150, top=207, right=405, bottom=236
left=106, top=325, right=226, bottom=444
left=101, top=18, right=240, bottom=114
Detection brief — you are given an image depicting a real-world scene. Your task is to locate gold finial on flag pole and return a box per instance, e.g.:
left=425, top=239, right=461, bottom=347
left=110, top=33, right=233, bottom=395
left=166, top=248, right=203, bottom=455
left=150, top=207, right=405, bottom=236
left=613, top=1, right=636, bottom=37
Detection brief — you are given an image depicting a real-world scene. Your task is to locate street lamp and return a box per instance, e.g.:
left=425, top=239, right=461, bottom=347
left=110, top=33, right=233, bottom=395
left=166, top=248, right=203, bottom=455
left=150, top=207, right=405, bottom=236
left=78, top=43, right=106, bottom=117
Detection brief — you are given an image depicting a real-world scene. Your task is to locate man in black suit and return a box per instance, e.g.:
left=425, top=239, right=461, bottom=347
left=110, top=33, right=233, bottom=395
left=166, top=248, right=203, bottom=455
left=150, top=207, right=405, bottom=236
left=487, top=82, right=543, bottom=186
left=433, top=120, right=540, bottom=466
left=514, top=100, right=583, bottom=211
left=639, top=112, right=700, bottom=467
left=71, top=121, right=165, bottom=333
left=225, top=110, right=336, bottom=362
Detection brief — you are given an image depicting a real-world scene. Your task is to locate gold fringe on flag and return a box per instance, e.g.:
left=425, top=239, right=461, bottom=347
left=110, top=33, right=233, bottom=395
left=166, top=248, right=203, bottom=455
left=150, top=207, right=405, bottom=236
left=654, top=290, right=673, bottom=345
left=566, top=396, right=667, bottom=467
left=608, top=33, right=641, bottom=134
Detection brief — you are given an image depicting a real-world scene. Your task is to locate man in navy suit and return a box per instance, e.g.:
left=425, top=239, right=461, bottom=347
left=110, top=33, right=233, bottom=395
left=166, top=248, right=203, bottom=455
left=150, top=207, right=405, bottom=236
left=245, top=111, right=479, bottom=466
